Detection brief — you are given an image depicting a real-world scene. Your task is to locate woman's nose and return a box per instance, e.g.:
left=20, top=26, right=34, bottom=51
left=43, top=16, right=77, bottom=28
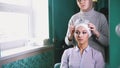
left=78, top=33, right=83, bottom=37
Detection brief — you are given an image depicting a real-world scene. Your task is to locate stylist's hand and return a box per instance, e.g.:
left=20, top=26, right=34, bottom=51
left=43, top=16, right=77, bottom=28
left=68, top=23, right=75, bottom=41
left=88, top=23, right=100, bottom=38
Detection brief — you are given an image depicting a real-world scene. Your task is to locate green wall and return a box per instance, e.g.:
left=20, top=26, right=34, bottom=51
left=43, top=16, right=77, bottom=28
left=49, top=0, right=78, bottom=42
left=49, top=0, right=78, bottom=63
left=96, top=0, right=108, bottom=11
left=110, top=0, right=120, bottom=68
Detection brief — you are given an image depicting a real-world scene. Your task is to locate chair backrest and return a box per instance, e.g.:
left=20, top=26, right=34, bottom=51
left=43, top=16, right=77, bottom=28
left=54, top=63, right=61, bottom=68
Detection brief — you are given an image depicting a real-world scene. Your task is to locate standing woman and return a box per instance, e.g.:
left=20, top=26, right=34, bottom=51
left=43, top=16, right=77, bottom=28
left=61, top=21, right=105, bottom=68
left=65, top=0, right=109, bottom=59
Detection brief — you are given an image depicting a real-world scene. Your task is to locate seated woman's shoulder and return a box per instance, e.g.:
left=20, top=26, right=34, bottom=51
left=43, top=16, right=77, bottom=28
left=64, top=46, right=76, bottom=52
left=90, top=47, right=102, bottom=56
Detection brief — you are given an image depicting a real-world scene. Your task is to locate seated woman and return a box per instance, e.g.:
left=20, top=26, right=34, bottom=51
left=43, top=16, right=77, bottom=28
left=60, top=20, right=105, bottom=68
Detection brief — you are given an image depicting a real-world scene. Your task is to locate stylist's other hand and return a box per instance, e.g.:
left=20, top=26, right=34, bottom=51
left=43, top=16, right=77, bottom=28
left=88, top=23, right=100, bottom=38
left=68, top=23, right=75, bottom=41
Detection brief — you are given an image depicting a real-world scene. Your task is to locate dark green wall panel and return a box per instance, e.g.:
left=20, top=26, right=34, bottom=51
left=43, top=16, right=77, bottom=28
left=96, top=0, right=108, bottom=11
left=49, top=0, right=78, bottom=63
left=110, top=0, right=120, bottom=68
left=2, top=50, right=54, bottom=68
left=49, top=0, right=77, bottom=42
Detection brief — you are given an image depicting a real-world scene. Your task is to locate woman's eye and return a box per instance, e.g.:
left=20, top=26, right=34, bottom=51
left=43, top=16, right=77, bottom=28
left=83, top=32, right=87, bottom=34
left=75, top=31, right=80, bottom=35
left=76, top=31, right=79, bottom=34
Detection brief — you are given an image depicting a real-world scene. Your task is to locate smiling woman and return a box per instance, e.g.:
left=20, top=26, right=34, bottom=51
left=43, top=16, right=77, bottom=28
left=0, top=0, right=49, bottom=56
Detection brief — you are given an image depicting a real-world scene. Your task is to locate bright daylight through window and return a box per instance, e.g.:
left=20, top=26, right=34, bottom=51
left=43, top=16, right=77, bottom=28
left=0, top=0, right=49, bottom=51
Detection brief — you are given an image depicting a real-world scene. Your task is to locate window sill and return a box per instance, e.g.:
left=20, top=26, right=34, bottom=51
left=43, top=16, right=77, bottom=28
left=0, top=45, right=54, bottom=65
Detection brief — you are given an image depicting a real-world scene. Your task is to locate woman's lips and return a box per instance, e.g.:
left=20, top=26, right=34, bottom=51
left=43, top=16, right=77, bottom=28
left=81, top=5, right=85, bottom=8
left=78, top=38, right=83, bottom=41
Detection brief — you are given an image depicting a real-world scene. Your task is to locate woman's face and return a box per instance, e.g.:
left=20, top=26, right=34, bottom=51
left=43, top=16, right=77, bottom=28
left=77, top=0, right=93, bottom=12
left=74, top=26, right=89, bottom=45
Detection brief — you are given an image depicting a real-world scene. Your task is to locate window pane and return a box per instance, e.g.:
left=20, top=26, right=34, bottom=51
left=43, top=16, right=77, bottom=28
left=32, top=0, right=49, bottom=45
left=0, top=12, right=30, bottom=42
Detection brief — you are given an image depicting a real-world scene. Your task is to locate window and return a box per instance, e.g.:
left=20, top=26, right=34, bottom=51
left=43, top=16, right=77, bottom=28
left=0, top=12, right=29, bottom=40
left=32, top=0, right=49, bottom=45
left=0, top=0, right=49, bottom=51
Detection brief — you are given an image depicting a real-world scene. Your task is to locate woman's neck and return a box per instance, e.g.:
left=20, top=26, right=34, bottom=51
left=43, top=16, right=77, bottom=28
left=78, top=43, right=88, bottom=49
left=78, top=43, right=88, bottom=55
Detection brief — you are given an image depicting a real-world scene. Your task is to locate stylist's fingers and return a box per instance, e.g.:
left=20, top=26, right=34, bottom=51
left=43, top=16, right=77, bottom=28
left=88, top=23, right=100, bottom=38
left=69, top=24, right=75, bottom=34
left=88, top=23, right=96, bottom=30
